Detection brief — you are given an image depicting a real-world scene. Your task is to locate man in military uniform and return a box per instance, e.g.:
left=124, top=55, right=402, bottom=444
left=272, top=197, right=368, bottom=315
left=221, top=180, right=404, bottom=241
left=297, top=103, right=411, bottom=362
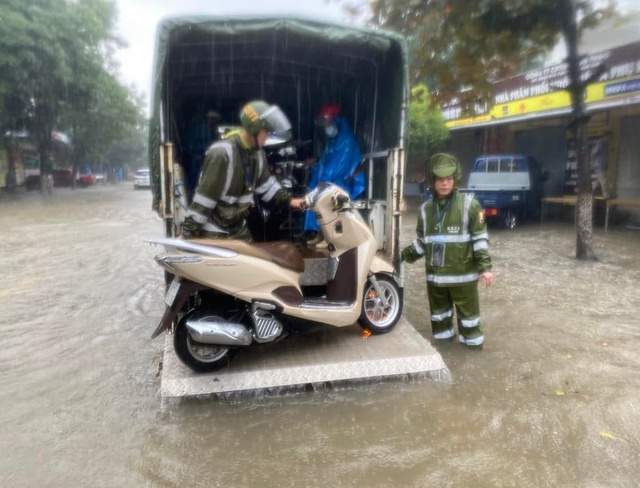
left=401, top=153, right=494, bottom=349
left=182, top=100, right=303, bottom=241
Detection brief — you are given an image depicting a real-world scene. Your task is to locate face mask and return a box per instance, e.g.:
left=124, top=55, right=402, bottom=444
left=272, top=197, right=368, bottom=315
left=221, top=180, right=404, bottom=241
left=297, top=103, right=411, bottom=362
left=325, top=125, right=338, bottom=138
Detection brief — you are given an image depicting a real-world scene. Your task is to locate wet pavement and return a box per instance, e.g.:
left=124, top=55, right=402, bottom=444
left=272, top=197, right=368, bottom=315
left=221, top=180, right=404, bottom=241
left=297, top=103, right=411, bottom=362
left=1, top=185, right=639, bottom=487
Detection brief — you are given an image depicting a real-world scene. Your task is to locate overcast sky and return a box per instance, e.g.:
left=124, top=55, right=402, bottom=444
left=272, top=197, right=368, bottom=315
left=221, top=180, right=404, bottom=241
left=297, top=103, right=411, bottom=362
left=113, top=0, right=355, bottom=107
left=113, top=0, right=639, bottom=111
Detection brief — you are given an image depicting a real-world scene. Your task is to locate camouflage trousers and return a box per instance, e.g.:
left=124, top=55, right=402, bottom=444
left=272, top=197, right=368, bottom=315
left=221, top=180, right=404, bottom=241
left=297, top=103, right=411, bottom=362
left=426, top=282, right=484, bottom=347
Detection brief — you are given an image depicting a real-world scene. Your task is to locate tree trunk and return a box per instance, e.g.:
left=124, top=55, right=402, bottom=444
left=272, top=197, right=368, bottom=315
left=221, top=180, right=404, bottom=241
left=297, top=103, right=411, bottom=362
left=559, top=0, right=596, bottom=261
left=574, top=119, right=595, bottom=259
left=3, top=137, right=18, bottom=191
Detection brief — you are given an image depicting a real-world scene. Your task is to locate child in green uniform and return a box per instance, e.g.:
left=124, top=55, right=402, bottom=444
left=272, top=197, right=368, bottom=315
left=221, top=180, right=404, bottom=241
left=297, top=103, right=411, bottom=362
left=401, top=153, right=494, bottom=349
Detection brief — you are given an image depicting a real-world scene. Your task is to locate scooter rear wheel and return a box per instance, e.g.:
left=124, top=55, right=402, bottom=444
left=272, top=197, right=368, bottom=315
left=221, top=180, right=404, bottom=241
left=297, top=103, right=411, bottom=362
left=359, top=275, right=403, bottom=334
left=174, top=312, right=237, bottom=373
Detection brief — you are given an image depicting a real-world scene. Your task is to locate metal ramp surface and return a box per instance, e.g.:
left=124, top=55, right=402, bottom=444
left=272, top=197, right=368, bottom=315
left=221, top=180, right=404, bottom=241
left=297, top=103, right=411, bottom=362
left=160, top=318, right=449, bottom=398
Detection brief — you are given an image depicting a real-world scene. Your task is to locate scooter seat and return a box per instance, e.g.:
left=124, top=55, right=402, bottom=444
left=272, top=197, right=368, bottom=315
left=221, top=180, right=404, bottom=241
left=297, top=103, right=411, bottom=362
left=190, top=239, right=305, bottom=273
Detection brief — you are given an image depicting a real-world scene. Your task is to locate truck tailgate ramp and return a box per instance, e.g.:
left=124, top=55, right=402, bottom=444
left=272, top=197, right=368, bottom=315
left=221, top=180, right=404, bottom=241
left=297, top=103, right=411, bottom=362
left=160, top=318, right=449, bottom=398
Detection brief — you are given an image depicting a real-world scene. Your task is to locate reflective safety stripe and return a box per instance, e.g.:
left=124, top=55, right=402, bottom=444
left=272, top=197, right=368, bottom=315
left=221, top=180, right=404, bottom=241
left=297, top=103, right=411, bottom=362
left=459, top=334, right=484, bottom=346
left=472, top=232, right=489, bottom=241
left=216, top=141, right=235, bottom=200
left=473, top=240, right=488, bottom=251
left=460, top=316, right=480, bottom=328
left=193, top=193, right=217, bottom=209
left=431, top=308, right=453, bottom=321
left=423, top=234, right=471, bottom=244
left=412, top=239, right=425, bottom=255
left=255, top=175, right=275, bottom=194
left=259, top=177, right=282, bottom=202
left=203, top=222, right=229, bottom=234
left=420, top=201, right=429, bottom=237
left=257, top=150, right=266, bottom=175
left=462, top=193, right=473, bottom=231
left=219, top=193, right=254, bottom=204
left=427, top=272, right=479, bottom=284
left=186, top=209, right=207, bottom=224
left=433, top=328, right=455, bottom=340
left=220, top=194, right=238, bottom=204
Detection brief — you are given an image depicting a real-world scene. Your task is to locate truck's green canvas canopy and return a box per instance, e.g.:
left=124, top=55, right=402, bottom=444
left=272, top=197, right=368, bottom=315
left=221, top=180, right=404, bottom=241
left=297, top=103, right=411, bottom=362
left=149, top=15, right=409, bottom=209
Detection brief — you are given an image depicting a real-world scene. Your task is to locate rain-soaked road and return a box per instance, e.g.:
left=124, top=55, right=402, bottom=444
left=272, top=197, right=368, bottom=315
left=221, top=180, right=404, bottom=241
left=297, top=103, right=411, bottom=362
left=1, top=184, right=639, bottom=487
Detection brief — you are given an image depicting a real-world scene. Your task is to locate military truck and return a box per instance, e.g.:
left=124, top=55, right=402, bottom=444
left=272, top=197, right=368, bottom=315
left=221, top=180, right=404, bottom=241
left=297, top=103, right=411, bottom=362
left=148, top=15, right=409, bottom=260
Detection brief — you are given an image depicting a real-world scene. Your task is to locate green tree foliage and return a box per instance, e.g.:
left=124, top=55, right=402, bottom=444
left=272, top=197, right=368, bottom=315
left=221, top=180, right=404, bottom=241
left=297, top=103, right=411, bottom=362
left=0, top=0, right=146, bottom=182
left=407, top=83, right=449, bottom=169
left=361, top=0, right=616, bottom=259
left=366, top=0, right=615, bottom=115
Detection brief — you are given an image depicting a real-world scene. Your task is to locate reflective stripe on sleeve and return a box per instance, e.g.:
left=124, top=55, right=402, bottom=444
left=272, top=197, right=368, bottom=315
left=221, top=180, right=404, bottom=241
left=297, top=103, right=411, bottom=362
left=221, top=193, right=253, bottom=205
left=193, top=193, right=217, bottom=209
left=203, top=222, right=230, bottom=234
left=220, top=194, right=237, bottom=204
left=473, top=240, right=488, bottom=251
left=412, top=239, right=425, bottom=255
left=255, top=175, right=276, bottom=194
left=185, top=209, right=207, bottom=224
left=472, top=232, right=489, bottom=241
left=260, top=177, right=282, bottom=202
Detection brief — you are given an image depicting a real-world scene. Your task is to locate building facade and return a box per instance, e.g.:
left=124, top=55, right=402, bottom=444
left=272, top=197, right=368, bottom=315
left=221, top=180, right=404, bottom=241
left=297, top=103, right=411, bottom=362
left=442, top=38, right=640, bottom=225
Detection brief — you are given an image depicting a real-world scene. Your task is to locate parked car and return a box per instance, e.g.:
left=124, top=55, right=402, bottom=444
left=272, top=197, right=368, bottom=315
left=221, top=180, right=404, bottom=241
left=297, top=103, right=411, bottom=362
left=53, top=169, right=74, bottom=187
left=77, top=173, right=97, bottom=187
left=134, top=168, right=151, bottom=190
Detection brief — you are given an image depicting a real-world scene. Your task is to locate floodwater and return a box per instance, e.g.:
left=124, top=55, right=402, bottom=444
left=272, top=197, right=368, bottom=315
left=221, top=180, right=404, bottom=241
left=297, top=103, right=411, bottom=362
left=1, top=185, right=639, bottom=487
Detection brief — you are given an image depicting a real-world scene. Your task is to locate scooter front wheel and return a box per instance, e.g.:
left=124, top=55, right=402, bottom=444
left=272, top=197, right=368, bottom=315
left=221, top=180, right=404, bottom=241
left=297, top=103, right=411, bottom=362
left=359, top=275, right=403, bottom=334
left=174, top=313, right=237, bottom=373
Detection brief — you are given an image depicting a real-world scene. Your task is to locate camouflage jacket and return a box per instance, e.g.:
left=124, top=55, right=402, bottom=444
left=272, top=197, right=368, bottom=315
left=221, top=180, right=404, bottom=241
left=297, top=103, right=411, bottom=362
left=401, top=191, right=492, bottom=286
left=181, top=132, right=290, bottom=241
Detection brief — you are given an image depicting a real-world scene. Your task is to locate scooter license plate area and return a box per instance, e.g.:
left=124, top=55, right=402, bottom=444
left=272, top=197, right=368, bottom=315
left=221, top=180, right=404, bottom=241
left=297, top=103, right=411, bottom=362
left=165, top=279, right=181, bottom=306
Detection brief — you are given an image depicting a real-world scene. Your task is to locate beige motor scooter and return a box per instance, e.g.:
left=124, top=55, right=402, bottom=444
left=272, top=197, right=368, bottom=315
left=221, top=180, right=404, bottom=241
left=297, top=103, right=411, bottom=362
left=148, top=182, right=403, bottom=373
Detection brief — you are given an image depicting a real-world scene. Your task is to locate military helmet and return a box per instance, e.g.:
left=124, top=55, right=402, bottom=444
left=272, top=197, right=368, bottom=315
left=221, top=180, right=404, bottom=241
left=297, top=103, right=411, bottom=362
left=239, top=100, right=292, bottom=141
left=428, top=153, right=461, bottom=188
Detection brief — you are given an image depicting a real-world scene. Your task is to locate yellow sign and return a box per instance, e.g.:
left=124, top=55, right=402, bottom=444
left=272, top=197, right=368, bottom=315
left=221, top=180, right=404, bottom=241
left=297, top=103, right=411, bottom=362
left=446, top=115, right=492, bottom=128
left=445, top=74, right=640, bottom=128
left=491, top=91, right=571, bottom=119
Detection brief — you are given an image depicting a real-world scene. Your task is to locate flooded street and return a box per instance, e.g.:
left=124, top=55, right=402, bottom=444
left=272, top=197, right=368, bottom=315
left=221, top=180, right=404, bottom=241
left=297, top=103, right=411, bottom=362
left=1, top=185, right=639, bottom=487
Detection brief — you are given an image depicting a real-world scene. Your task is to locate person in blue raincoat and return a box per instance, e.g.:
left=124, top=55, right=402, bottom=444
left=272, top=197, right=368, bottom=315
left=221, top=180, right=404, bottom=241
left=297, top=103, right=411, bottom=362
left=303, top=104, right=365, bottom=245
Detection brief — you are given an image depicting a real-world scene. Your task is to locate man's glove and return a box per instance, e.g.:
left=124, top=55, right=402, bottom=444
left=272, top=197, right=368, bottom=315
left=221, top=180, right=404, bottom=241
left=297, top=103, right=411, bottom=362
left=401, top=246, right=419, bottom=264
